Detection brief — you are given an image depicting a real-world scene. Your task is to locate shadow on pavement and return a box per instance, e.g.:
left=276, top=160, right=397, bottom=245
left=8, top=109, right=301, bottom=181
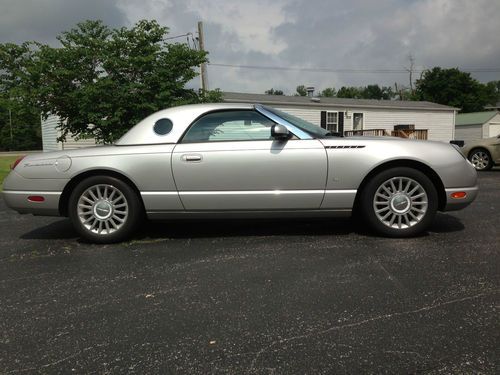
left=20, top=212, right=464, bottom=241
left=20, top=219, right=78, bottom=240
left=136, top=218, right=357, bottom=239
left=429, top=213, right=465, bottom=233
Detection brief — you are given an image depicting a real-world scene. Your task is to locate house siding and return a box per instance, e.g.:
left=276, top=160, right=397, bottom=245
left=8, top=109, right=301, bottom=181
left=274, top=105, right=454, bottom=142
left=361, top=109, right=454, bottom=142
left=41, top=115, right=62, bottom=152
left=487, top=114, right=500, bottom=137
left=274, top=106, right=323, bottom=127
left=41, top=115, right=97, bottom=151
left=455, top=124, right=483, bottom=141
left=62, top=134, right=96, bottom=150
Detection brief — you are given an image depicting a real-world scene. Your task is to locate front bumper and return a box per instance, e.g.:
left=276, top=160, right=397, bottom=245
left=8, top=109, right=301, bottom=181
left=443, top=186, right=479, bottom=211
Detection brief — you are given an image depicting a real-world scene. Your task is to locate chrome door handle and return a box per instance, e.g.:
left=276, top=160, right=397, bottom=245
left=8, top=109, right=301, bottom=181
left=182, top=154, right=202, bottom=162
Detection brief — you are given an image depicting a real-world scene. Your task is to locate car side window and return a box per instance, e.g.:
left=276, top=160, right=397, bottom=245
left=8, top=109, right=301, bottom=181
left=182, top=110, right=276, bottom=143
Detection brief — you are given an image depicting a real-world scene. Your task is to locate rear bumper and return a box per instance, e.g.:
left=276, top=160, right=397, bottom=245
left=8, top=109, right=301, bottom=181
left=2, top=190, right=61, bottom=216
left=442, top=186, right=479, bottom=211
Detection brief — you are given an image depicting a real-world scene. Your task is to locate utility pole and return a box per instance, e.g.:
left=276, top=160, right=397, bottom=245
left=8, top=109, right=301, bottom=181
left=405, top=54, right=415, bottom=94
left=197, top=21, right=208, bottom=92
left=9, top=107, right=13, bottom=142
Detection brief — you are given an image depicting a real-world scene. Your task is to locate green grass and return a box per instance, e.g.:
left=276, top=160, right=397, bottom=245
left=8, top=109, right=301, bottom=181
left=0, top=155, right=20, bottom=191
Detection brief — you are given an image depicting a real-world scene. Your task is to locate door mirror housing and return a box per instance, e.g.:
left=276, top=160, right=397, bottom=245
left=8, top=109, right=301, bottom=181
left=271, top=124, right=290, bottom=140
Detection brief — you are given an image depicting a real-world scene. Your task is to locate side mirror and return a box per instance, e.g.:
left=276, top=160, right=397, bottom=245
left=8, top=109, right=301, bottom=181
left=271, top=124, right=290, bottom=140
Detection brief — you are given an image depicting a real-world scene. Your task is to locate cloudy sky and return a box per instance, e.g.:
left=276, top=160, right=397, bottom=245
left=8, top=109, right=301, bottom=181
left=1, top=0, right=499, bottom=94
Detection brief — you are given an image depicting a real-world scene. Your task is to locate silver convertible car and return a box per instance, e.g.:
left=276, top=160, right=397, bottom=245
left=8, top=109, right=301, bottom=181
left=3, top=103, right=478, bottom=243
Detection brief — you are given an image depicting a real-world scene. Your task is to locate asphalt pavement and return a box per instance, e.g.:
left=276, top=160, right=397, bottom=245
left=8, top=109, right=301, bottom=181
left=0, top=172, right=498, bottom=374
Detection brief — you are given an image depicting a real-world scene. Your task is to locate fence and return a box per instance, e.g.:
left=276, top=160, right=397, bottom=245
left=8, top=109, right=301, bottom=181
left=344, top=128, right=428, bottom=140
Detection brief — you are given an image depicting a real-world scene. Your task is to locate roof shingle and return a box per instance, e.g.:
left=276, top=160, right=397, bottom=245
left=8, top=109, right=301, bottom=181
left=223, top=92, right=458, bottom=111
left=455, top=111, right=498, bottom=126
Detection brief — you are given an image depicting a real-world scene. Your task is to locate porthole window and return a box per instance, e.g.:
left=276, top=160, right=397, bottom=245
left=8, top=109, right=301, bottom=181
left=153, top=118, right=173, bottom=136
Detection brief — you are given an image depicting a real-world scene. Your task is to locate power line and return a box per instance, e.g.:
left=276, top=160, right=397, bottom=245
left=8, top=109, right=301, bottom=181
left=208, top=63, right=500, bottom=74
left=164, top=33, right=193, bottom=41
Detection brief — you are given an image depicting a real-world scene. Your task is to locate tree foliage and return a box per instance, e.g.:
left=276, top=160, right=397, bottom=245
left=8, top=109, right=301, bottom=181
left=318, top=87, right=336, bottom=97
left=0, top=20, right=222, bottom=146
left=415, top=67, right=497, bottom=112
left=37, top=20, right=221, bottom=143
left=336, top=85, right=393, bottom=100
left=0, top=43, right=42, bottom=150
left=295, top=85, right=307, bottom=96
left=265, top=88, right=284, bottom=95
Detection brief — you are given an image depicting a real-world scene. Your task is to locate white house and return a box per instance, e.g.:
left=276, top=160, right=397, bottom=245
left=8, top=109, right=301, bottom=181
left=40, top=93, right=458, bottom=151
left=41, top=114, right=96, bottom=151
left=455, top=111, right=500, bottom=141
left=223, top=92, right=458, bottom=142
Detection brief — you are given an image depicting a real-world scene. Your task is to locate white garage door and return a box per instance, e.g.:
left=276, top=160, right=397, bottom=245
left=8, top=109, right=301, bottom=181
left=489, top=124, right=500, bottom=137
left=455, top=125, right=482, bottom=141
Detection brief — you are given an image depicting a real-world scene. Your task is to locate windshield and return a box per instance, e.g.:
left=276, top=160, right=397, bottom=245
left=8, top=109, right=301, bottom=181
left=262, top=105, right=331, bottom=138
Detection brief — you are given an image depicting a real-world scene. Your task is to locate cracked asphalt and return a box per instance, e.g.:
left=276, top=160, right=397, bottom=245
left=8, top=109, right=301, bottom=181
left=0, top=171, right=499, bottom=374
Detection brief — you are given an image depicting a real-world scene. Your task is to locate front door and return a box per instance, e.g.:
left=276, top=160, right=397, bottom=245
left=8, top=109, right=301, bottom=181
left=171, top=109, right=327, bottom=210
left=353, top=113, right=364, bottom=131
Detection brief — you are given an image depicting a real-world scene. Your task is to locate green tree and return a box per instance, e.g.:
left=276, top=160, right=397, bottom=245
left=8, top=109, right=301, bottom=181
left=485, top=80, right=500, bottom=104
left=1, top=20, right=222, bottom=145
left=265, top=88, right=284, bottom=95
left=295, top=85, right=307, bottom=96
left=415, top=67, right=497, bottom=112
left=359, top=84, right=394, bottom=100
left=0, top=42, right=42, bottom=150
left=336, top=86, right=362, bottom=98
left=37, top=20, right=222, bottom=143
left=318, top=87, right=336, bottom=97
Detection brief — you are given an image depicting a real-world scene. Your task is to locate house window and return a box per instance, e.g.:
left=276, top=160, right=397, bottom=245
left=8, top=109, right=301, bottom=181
left=326, top=111, right=338, bottom=132
left=353, top=113, right=364, bottom=131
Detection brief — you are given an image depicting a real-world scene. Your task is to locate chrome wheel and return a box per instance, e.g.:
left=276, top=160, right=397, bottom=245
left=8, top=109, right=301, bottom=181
left=470, top=150, right=490, bottom=170
left=373, top=177, right=428, bottom=229
left=77, top=184, right=129, bottom=235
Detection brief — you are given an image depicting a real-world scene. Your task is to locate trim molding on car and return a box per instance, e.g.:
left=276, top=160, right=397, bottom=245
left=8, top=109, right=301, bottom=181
left=324, top=145, right=365, bottom=149
left=141, top=190, right=357, bottom=195
left=2, top=190, right=62, bottom=195
left=141, top=191, right=179, bottom=195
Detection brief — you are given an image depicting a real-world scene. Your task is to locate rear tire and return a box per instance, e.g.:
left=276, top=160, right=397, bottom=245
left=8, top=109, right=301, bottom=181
left=359, top=167, right=438, bottom=237
left=468, top=148, right=493, bottom=171
left=68, top=176, right=142, bottom=243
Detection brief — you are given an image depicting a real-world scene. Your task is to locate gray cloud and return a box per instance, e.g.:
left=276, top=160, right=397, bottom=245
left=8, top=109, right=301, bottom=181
left=1, top=0, right=499, bottom=94
left=0, top=0, right=126, bottom=45
left=273, top=0, right=500, bottom=86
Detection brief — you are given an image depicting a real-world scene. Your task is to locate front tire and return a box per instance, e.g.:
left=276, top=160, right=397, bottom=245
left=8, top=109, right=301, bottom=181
left=359, top=167, right=438, bottom=237
left=468, top=148, right=493, bottom=171
left=68, top=176, right=143, bottom=243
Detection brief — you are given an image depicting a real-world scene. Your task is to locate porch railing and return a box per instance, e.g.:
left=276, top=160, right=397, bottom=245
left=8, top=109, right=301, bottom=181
left=344, top=128, right=428, bottom=140
left=391, top=129, right=428, bottom=140
left=344, top=129, right=390, bottom=137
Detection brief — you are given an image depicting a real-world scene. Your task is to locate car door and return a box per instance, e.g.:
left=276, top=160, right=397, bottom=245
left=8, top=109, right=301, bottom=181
left=493, top=135, right=500, bottom=163
left=171, top=109, right=327, bottom=210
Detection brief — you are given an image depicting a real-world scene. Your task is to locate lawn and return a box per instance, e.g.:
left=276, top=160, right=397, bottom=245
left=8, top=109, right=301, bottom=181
left=0, top=155, right=20, bottom=191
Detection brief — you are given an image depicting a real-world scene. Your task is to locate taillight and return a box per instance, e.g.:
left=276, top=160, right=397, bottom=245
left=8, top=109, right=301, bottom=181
left=28, top=196, right=45, bottom=202
left=451, top=192, right=467, bottom=199
left=11, top=156, right=26, bottom=170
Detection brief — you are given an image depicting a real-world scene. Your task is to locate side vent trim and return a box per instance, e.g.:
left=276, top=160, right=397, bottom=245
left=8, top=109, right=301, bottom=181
left=325, top=145, right=366, bottom=149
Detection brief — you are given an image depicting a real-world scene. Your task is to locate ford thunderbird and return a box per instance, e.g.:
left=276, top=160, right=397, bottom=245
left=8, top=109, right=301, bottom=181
left=2, top=104, right=478, bottom=243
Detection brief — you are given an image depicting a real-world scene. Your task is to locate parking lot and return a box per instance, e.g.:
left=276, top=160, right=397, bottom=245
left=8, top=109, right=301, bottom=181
left=0, top=171, right=498, bottom=374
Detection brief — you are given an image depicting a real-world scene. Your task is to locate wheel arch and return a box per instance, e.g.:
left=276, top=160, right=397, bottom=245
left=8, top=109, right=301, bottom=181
left=467, top=146, right=491, bottom=159
left=353, top=159, right=447, bottom=212
left=59, top=169, right=145, bottom=216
